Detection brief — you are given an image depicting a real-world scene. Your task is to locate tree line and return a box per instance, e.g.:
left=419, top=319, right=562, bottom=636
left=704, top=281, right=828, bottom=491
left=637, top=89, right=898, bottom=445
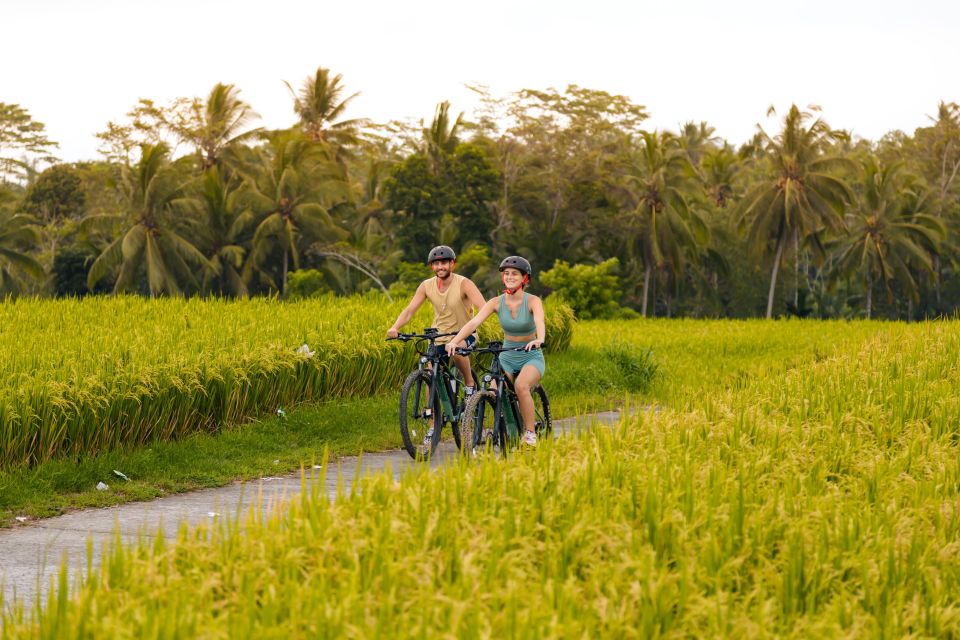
left=2, top=68, right=960, bottom=320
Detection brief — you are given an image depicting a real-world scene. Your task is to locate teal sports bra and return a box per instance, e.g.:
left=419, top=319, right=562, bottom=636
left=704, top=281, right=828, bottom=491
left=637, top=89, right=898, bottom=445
left=498, top=294, right=536, bottom=337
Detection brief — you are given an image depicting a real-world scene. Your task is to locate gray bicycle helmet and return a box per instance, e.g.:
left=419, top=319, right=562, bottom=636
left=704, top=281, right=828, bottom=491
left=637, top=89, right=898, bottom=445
left=426, top=245, right=456, bottom=264
left=498, top=255, right=532, bottom=276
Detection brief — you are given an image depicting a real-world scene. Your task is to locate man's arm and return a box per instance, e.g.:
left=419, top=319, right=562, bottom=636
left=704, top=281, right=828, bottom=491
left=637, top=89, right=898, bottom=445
left=387, top=284, right=427, bottom=338
left=461, top=278, right=487, bottom=315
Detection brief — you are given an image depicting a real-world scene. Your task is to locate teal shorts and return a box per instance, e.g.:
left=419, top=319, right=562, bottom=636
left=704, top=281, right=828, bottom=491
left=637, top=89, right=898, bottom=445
left=498, top=341, right=545, bottom=377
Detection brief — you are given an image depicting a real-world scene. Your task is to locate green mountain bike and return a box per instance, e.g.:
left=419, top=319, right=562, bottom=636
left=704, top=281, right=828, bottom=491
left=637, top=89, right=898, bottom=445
left=456, top=341, right=551, bottom=457
left=389, top=328, right=476, bottom=459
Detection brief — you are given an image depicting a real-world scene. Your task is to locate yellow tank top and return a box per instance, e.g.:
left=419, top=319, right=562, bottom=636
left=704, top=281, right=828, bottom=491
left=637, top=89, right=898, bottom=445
left=423, top=273, right=473, bottom=342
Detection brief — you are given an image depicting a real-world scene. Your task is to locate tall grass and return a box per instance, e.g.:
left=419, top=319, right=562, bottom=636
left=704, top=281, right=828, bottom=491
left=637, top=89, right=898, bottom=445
left=0, top=295, right=574, bottom=469
left=7, top=320, right=960, bottom=636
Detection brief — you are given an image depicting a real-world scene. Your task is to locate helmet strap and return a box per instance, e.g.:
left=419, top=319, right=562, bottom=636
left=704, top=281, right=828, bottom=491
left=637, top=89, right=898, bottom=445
left=435, top=260, right=455, bottom=288
left=501, top=273, right=529, bottom=295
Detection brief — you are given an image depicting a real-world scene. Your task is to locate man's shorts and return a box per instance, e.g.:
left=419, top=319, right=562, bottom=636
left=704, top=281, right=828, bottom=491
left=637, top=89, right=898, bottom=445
left=433, top=333, right=477, bottom=361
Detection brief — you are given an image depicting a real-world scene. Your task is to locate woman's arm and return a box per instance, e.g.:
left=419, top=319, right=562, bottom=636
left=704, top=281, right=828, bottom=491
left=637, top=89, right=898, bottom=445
left=445, top=298, right=499, bottom=355
left=525, top=295, right=546, bottom=351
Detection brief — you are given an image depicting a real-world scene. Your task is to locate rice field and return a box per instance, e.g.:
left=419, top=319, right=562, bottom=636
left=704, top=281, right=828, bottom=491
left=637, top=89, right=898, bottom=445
left=6, top=319, right=960, bottom=637
left=0, top=295, right=575, bottom=469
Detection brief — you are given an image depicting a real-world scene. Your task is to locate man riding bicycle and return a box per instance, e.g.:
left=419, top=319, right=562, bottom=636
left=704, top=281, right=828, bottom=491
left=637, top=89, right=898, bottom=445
left=387, top=245, right=486, bottom=439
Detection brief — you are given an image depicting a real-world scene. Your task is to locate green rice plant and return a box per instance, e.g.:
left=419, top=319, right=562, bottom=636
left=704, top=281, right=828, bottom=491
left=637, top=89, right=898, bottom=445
left=11, top=319, right=960, bottom=637
left=9, top=337, right=960, bottom=640
left=0, top=294, right=575, bottom=469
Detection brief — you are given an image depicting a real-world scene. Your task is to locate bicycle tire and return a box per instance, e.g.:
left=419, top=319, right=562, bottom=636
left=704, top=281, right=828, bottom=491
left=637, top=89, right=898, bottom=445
left=448, top=366, right=479, bottom=450
left=460, top=389, right=503, bottom=458
left=532, top=385, right=552, bottom=438
left=399, top=369, right=440, bottom=459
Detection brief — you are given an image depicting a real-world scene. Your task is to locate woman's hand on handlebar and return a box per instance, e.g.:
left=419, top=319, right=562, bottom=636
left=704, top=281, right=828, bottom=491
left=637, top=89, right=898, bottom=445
left=444, top=340, right=462, bottom=357
left=386, top=327, right=400, bottom=339
left=524, top=339, right=544, bottom=351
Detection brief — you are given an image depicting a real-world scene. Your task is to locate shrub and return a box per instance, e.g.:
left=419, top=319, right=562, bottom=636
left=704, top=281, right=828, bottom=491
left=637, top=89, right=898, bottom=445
left=540, top=258, right=626, bottom=319
left=287, top=269, right=330, bottom=300
left=601, top=338, right=659, bottom=392
left=387, top=261, right=430, bottom=299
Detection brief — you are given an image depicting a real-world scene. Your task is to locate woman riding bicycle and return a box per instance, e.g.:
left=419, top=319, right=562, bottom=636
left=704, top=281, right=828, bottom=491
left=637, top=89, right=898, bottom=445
left=445, top=256, right=546, bottom=447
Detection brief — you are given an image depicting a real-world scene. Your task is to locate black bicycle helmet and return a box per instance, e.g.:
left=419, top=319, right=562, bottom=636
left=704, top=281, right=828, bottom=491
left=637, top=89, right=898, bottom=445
left=498, top=255, right=532, bottom=276
left=426, top=245, right=456, bottom=264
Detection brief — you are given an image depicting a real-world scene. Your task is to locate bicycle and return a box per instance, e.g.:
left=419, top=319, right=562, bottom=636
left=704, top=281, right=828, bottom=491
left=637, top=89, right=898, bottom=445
left=388, top=328, right=477, bottom=459
left=456, top=341, right=552, bottom=458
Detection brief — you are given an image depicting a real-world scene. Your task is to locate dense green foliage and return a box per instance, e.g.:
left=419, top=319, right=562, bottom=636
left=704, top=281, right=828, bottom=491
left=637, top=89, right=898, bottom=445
left=4, top=75, right=960, bottom=319
left=540, top=258, right=631, bottom=319
left=384, top=143, right=500, bottom=260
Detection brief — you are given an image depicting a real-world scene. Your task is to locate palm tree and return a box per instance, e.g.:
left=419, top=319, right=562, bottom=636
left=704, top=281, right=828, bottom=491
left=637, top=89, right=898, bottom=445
left=284, top=67, right=365, bottom=151
left=678, top=121, right=719, bottom=169
left=172, top=83, right=260, bottom=169
left=182, top=167, right=252, bottom=297
left=609, top=131, right=706, bottom=316
left=308, top=148, right=404, bottom=297
left=741, top=105, right=853, bottom=318
left=238, top=129, right=348, bottom=296
left=423, top=101, right=463, bottom=174
left=86, top=143, right=214, bottom=296
left=0, top=188, right=43, bottom=294
left=701, top=144, right=740, bottom=208
left=833, top=157, right=944, bottom=318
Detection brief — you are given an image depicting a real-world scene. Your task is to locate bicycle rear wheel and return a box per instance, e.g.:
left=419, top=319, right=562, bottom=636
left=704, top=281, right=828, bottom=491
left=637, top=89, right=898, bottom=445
left=399, top=369, right=441, bottom=459
left=532, top=385, right=552, bottom=439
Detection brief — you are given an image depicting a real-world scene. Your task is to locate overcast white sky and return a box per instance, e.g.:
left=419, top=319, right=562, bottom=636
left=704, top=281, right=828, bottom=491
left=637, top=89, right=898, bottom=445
left=4, top=0, right=959, bottom=162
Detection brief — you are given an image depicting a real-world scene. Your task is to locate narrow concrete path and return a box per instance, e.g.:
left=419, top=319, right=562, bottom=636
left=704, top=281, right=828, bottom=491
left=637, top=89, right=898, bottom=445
left=1, top=411, right=628, bottom=611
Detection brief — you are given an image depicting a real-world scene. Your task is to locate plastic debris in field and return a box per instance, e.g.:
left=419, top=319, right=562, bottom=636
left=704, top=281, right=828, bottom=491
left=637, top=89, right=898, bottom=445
left=296, top=343, right=315, bottom=358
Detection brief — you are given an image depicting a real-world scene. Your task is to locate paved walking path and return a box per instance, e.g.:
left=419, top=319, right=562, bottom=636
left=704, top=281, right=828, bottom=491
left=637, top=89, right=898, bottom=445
left=1, top=410, right=629, bottom=611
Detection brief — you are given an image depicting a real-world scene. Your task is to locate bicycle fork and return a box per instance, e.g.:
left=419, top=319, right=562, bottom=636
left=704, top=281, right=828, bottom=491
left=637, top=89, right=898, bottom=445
left=423, top=369, right=457, bottom=428
left=495, top=381, right=521, bottom=442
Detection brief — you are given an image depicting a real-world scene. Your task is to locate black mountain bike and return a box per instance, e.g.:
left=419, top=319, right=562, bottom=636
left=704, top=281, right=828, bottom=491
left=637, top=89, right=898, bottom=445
left=389, top=328, right=476, bottom=459
left=456, top=341, right=552, bottom=457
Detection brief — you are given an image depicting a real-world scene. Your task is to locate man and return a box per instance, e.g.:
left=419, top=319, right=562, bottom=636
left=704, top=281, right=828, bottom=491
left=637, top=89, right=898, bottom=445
left=387, top=244, right=485, bottom=398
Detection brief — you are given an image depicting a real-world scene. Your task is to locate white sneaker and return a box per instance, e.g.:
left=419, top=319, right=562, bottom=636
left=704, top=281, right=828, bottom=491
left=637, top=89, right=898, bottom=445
left=464, top=386, right=475, bottom=396
left=422, top=427, right=435, bottom=448
left=522, top=430, right=537, bottom=447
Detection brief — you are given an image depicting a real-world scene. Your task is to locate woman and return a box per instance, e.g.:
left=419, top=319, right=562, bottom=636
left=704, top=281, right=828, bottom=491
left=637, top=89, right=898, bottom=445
left=445, top=256, right=545, bottom=447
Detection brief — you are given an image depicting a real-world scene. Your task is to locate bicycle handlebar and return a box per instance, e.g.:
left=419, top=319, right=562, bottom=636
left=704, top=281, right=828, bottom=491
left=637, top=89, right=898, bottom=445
left=386, top=329, right=458, bottom=342
left=454, top=342, right=545, bottom=356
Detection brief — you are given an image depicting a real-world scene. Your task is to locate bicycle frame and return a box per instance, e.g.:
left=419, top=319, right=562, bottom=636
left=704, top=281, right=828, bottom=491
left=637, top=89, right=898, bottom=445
left=391, top=328, right=467, bottom=439
left=416, top=342, right=459, bottom=422
left=491, top=375, right=521, bottom=441
left=471, top=343, right=529, bottom=446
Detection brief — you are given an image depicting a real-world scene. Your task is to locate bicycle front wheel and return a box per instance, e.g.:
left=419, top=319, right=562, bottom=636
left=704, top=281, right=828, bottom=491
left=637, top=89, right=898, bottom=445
left=448, top=366, right=478, bottom=450
left=461, top=390, right=504, bottom=459
left=399, top=369, right=440, bottom=459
